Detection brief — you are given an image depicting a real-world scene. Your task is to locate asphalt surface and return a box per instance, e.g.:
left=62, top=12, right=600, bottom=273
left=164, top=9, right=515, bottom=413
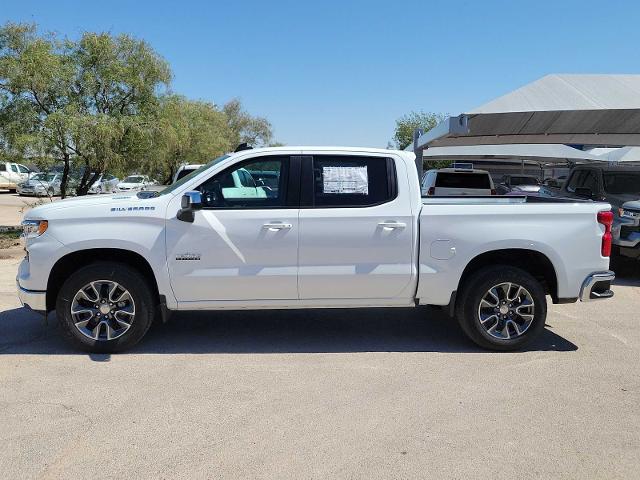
left=1, top=249, right=639, bottom=479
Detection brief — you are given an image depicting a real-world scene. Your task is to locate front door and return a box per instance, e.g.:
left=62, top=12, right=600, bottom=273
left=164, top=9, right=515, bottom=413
left=298, top=154, right=415, bottom=300
left=166, top=155, right=299, bottom=304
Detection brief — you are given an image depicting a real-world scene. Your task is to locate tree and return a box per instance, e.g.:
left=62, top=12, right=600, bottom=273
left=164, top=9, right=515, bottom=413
left=151, top=95, right=231, bottom=184
left=223, top=98, right=273, bottom=148
left=391, top=110, right=451, bottom=169
left=0, top=23, right=171, bottom=197
left=391, top=111, right=446, bottom=150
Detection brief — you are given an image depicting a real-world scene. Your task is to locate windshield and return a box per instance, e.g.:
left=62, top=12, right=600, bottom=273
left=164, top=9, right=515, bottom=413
left=31, top=173, right=56, bottom=182
left=156, top=155, right=230, bottom=196
left=510, top=176, right=539, bottom=185
left=604, top=173, right=640, bottom=194
left=123, top=176, right=144, bottom=183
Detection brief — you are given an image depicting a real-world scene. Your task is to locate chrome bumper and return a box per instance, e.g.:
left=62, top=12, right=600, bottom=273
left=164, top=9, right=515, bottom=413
left=16, top=280, right=47, bottom=312
left=580, top=271, right=615, bottom=302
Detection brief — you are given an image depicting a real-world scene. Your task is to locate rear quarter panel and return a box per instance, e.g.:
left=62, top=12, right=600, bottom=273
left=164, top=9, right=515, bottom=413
left=416, top=201, right=611, bottom=305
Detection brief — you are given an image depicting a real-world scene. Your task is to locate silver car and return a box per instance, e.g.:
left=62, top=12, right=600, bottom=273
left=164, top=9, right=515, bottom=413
left=17, top=173, right=61, bottom=197
left=89, top=173, right=120, bottom=194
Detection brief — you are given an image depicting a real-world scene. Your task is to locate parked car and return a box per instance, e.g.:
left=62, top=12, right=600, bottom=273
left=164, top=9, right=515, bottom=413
left=421, top=167, right=495, bottom=196
left=616, top=200, right=640, bottom=260
left=17, top=172, right=61, bottom=197
left=542, top=164, right=640, bottom=260
left=173, top=164, right=203, bottom=183
left=89, top=174, right=120, bottom=194
left=18, top=146, right=614, bottom=353
left=117, top=175, right=154, bottom=191
left=0, top=161, right=32, bottom=192
left=496, top=175, right=542, bottom=195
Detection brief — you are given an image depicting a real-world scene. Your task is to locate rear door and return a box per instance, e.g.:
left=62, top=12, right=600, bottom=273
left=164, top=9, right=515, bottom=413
left=434, top=172, right=492, bottom=196
left=297, top=153, right=415, bottom=300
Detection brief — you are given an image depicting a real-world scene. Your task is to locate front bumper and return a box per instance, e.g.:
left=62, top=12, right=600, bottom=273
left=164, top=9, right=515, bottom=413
left=579, top=271, right=615, bottom=302
left=16, top=280, right=47, bottom=312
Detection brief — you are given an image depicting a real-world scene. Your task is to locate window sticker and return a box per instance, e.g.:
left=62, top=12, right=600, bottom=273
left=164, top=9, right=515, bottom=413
left=322, top=166, right=368, bottom=195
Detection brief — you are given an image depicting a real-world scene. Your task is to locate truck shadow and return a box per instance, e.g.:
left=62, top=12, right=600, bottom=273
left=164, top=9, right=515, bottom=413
left=0, top=305, right=577, bottom=357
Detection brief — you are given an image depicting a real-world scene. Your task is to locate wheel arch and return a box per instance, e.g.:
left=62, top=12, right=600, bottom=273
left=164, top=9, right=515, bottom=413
left=457, top=248, right=559, bottom=303
left=46, top=248, right=160, bottom=311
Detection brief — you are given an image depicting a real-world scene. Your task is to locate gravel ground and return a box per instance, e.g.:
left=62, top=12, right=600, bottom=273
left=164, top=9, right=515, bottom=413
left=0, top=248, right=639, bottom=479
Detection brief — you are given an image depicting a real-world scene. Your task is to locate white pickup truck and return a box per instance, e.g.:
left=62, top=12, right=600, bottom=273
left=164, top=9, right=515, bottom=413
left=17, top=147, right=615, bottom=352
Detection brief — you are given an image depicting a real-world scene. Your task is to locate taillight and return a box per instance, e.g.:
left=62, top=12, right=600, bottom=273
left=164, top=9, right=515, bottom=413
left=597, top=210, right=613, bottom=257
left=427, top=187, right=436, bottom=196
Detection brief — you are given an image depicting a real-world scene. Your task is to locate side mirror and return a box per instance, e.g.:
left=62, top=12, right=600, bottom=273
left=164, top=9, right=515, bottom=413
left=574, top=187, right=595, bottom=200
left=177, top=191, right=202, bottom=222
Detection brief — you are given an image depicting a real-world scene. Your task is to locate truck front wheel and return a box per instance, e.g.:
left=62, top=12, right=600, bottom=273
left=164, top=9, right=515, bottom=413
left=456, top=266, right=547, bottom=351
left=56, top=262, right=156, bottom=353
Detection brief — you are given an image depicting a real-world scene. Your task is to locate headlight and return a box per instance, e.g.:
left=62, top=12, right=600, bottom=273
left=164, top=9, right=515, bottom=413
left=21, top=219, right=48, bottom=239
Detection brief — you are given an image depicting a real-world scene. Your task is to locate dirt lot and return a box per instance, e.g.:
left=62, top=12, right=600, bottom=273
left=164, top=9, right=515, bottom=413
left=0, top=191, right=54, bottom=226
left=0, top=244, right=639, bottom=479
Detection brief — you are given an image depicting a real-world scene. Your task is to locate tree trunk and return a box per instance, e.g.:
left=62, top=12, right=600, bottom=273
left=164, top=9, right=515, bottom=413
left=59, top=155, right=71, bottom=199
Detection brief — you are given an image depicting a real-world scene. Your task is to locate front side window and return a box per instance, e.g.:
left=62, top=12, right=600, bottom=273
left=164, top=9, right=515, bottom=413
left=17, top=164, right=30, bottom=173
left=312, top=155, right=395, bottom=207
left=198, top=156, right=287, bottom=208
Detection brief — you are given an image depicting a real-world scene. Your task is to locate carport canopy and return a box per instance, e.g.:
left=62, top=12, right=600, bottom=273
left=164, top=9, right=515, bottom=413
left=421, top=143, right=600, bottom=163
left=410, top=74, right=640, bottom=176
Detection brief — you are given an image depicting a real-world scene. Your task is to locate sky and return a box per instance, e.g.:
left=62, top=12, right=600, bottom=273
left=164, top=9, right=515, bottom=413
left=3, top=0, right=640, bottom=147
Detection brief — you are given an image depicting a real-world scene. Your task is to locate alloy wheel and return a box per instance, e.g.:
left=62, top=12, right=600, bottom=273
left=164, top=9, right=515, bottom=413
left=477, top=282, right=535, bottom=340
left=70, top=280, right=136, bottom=341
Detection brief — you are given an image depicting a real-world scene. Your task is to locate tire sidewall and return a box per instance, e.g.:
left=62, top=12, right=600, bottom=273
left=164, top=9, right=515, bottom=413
left=458, top=266, right=547, bottom=350
left=56, top=262, right=155, bottom=353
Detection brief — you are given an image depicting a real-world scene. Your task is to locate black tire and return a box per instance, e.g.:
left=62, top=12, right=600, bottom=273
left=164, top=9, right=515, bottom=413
left=455, top=265, right=547, bottom=351
left=56, top=262, right=156, bottom=353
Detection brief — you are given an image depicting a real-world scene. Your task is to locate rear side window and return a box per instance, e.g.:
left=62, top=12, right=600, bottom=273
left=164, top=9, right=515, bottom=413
left=0, top=164, right=5, bottom=172
left=311, top=156, right=396, bottom=207
left=604, top=173, right=640, bottom=194
left=436, top=172, right=491, bottom=189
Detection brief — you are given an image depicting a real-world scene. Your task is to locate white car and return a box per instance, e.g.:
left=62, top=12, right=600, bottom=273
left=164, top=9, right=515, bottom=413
left=18, top=146, right=614, bottom=353
left=421, top=167, right=495, bottom=196
left=17, top=172, right=62, bottom=197
left=89, top=174, right=120, bottom=194
left=0, top=161, right=32, bottom=192
left=117, top=175, right=153, bottom=192
left=173, top=164, right=203, bottom=183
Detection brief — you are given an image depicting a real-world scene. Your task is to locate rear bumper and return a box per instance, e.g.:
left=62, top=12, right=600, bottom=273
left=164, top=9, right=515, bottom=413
left=16, top=280, right=47, bottom=313
left=579, top=271, right=615, bottom=302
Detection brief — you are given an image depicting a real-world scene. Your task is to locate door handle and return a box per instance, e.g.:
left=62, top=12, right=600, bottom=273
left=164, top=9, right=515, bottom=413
left=263, top=223, right=292, bottom=231
left=378, top=221, right=406, bottom=229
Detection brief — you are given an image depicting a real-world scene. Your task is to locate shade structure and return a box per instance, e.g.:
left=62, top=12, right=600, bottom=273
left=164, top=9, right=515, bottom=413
left=422, top=143, right=600, bottom=163
left=413, top=74, right=640, bottom=151
left=588, top=146, right=640, bottom=164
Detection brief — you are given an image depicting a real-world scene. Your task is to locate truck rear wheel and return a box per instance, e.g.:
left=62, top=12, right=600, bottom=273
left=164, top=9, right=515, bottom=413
left=56, top=262, right=156, bottom=353
left=456, top=266, right=547, bottom=351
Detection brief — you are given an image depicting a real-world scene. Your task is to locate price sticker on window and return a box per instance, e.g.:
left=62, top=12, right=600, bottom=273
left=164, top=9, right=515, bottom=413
left=322, top=166, right=368, bottom=195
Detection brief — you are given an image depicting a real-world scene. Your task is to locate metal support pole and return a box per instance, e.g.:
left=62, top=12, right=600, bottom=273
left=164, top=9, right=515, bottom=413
left=413, top=128, right=424, bottom=181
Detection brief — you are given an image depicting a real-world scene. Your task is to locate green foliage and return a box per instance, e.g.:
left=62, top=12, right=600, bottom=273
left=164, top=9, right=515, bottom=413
left=0, top=22, right=278, bottom=196
left=150, top=95, right=232, bottom=184
left=391, top=110, right=452, bottom=169
left=0, top=23, right=171, bottom=197
left=392, top=110, right=446, bottom=150
left=223, top=98, right=273, bottom=147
